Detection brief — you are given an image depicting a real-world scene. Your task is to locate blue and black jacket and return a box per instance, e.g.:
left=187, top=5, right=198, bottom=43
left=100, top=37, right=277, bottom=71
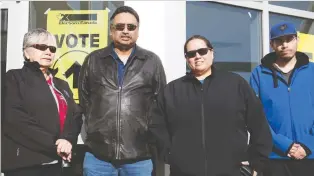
left=250, top=51, right=314, bottom=159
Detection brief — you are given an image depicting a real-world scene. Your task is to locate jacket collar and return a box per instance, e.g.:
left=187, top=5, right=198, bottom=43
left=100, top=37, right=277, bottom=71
left=102, top=43, right=147, bottom=60
left=23, top=61, right=57, bottom=76
left=261, top=51, right=309, bottom=71
left=260, top=51, right=309, bottom=88
left=183, top=66, right=216, bottom=81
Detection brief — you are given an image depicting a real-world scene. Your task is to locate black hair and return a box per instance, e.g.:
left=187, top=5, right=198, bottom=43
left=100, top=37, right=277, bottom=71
left=110, top=6, right=139, bottom=23
left=184, top=35, right=213, bottom=54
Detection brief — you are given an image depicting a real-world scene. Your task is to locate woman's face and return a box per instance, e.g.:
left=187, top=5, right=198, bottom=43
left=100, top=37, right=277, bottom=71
left=185, top=39, right=214, bottom=75
left=24, top=34, right=57, bottom=69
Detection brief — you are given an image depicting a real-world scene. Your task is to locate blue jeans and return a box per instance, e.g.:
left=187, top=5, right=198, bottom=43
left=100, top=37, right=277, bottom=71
left=83, top=152, right=153, bottom=176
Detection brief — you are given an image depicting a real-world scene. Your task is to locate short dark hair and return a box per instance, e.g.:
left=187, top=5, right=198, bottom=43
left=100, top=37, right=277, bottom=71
left=184, top=35, right=213, bottom=54
left=110, top=6, right=140, bottom=23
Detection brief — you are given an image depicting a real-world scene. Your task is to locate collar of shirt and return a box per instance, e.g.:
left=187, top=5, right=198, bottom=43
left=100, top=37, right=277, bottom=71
left=111, top=43, right=136, bottom=63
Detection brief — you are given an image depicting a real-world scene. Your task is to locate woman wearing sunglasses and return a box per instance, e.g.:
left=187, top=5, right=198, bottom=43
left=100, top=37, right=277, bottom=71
left=149, top=35, right=272, bottom=176
left=2, top=28, right=82, bottom=176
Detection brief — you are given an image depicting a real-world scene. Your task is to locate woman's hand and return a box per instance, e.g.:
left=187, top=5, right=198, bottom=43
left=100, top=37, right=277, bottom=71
left=55, top=139, right=72, bottom=161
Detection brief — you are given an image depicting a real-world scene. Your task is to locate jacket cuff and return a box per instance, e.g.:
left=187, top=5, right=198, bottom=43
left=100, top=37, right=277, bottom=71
left=298, top=142, right=312, bottom=156
left=285, top=143, right=295, bottom=156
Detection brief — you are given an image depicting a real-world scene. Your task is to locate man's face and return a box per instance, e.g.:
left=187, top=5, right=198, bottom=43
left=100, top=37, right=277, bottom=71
left=110, top=13, right=139, bottom=49
left=270, top=34, right=298, bottom=60
left=185, top=39, right=214, bottom=74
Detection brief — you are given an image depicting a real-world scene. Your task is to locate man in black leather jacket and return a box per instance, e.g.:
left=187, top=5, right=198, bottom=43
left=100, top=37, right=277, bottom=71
left=78, top=6, right=166, bottom=176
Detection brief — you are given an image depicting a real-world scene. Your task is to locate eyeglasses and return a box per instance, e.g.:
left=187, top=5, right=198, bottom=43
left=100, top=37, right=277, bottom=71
left=112, top=23, right=137, bottom=31
left=29, top=44, right=57, bottom=53
left=272, top=35, right=296, bottom=46
left=185, top=48, right=211, bottom=58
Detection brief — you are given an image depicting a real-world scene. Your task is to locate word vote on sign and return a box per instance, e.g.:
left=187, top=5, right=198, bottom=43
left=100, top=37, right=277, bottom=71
left=47, top=10, right=109, bottom=103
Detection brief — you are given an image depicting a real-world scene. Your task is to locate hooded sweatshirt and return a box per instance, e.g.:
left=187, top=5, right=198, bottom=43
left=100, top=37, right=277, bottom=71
left=250, top=51, right=314, bottom=159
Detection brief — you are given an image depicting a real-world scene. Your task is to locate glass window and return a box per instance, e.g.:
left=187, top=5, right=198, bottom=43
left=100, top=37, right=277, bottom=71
left=1, top=8, right=8, bottom=134
left=270, top=13, right=314, bottom=35
left=269, top=1, right=314, bottom=12
left=1, top=9, right=8, bottom=72
left=269, top=13, right=314, bottom=60
left=186, top=2, right=262, bottom=81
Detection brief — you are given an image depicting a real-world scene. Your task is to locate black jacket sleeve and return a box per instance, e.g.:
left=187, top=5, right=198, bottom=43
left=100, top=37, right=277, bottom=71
left=148, top=86, right=171, bottom=163
left=2, top=70, right=56, bottom=154
left=78, top=54, right=91, bottom=117
left=153, top=54, right=167, bottom=97
left=149, top=53, right=167, bottom=155
left=241, top=78, right=272, bottom=173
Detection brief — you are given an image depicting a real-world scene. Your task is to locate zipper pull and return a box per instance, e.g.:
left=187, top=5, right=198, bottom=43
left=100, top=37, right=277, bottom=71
left=288, top=87, right=291, bottom=92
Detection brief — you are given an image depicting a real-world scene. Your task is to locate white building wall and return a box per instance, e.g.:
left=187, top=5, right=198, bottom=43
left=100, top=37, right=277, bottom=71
left=4, top=1, right=29, bottom=70
left=125, top=1, right=187, bottom=83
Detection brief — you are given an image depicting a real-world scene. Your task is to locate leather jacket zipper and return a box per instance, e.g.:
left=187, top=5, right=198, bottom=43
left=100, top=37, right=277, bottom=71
left=115, top=55, right=135, bottom=159
left=116, top=86, right=122, bottom=159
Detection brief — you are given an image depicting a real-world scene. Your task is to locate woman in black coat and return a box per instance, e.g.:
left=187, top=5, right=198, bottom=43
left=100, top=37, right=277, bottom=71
left=2, top=28, right=82, bottom=176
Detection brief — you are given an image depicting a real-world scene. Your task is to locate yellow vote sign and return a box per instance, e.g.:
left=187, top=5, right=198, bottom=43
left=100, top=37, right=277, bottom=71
left=47, top=10, right=109, bottom=103
left=297, top=32, right=314, bottom=62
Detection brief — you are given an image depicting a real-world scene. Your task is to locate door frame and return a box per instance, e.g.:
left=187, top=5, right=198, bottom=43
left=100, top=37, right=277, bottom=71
left=1, top=1, right=29, bottom=71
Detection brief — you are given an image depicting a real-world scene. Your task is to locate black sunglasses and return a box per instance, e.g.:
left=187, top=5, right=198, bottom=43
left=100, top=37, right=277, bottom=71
left=185, top=48, right=211, bottom=58
left=30, top=44, right=57, bottom=53
left=112, top=23, right=137, bottom=31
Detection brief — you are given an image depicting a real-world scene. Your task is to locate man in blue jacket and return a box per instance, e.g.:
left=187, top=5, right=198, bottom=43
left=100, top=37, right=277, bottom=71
left=250, top=21, right=314, bottom=175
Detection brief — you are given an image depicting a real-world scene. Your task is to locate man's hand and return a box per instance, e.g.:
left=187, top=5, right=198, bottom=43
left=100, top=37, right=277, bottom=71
left=287, top=143, right=300, bottom=157
left=288, top=143, right=306, bottom=159
left=291, top=146, right=306, bottom=160
left=55, top=139, right=72, bottom=161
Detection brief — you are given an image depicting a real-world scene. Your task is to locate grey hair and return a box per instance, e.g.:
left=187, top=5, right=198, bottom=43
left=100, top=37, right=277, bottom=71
left=23, top=28, right=55, bottom=61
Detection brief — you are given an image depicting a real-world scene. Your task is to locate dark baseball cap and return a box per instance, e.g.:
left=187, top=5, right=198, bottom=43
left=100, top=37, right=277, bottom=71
left=270, top=22, right=297, bottom=40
